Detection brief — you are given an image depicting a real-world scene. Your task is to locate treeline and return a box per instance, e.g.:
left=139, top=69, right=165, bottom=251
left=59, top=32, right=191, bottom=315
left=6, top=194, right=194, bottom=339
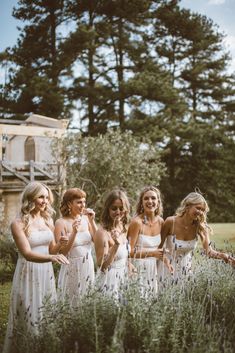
left=0, top=0, right=235, bottom=221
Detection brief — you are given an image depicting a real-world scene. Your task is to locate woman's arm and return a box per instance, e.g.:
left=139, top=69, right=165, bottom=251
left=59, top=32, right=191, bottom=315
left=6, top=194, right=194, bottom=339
left=48, top=218, right=68, bottom=254
left=94, top=227, right=120, bottom=271
left=12, top=220, right=69, bottom=264
left=54, top=218, right=79, bottom=255
left=159, top=217, right=174, bottom=273
left=159, top=217, right=172, bottom=248
left=127, top=218, right=163, bottom=260
left=85, top=210, right=98, bottom=239
left=201, top=228, right=233, bottom=262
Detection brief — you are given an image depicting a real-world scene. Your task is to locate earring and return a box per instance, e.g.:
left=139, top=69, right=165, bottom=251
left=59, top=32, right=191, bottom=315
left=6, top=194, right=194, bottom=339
left=28, top=202, right=34, bottom=209
left=140, top=205, right=144, bottom=213
left=68, top=208, right=71, bottom=215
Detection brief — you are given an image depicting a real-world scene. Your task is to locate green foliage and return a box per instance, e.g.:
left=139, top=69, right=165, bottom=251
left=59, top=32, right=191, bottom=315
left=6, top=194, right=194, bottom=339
left=0, top=282, right=12, bottom=350
left=11, top=259, right=235, bottom=353
left=61, top=129, right=166, bottom=217
left=0, top=236, right=17, bottom=283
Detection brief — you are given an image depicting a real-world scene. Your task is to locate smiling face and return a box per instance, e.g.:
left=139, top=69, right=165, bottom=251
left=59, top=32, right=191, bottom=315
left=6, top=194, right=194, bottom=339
left=109, top=198, right=125, bottom=223
left=34, top=187, right=49, bottom=213
left=142, top=190, right=159, bottom=214
left=68, top=197, right=86, bottom=216
left=187, top=203, right=206, bottom=221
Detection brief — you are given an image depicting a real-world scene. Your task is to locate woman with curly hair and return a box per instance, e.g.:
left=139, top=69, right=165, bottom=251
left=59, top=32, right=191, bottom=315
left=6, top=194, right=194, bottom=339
left=94, top=189, right=132, bottom=299
left=3, top=182, right=69, bottom=353
left=54, top=188, right=97, bottom=307
left=159, top=192, right=235, bottom=281
left=128, top=186, right=172, bottom=297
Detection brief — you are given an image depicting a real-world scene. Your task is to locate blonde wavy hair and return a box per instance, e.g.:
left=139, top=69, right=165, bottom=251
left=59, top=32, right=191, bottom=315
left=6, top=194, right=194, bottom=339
left=20, top=182, right=54, bottom=236
left=175, top=192, right=211, bottom=240
left=136, top=186, right=163, bottom=216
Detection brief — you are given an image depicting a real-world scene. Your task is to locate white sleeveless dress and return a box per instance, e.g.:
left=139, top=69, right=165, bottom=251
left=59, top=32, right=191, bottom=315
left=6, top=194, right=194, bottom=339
left=3, top=230, right=57, bottom=353
left=133, top=233, right=161, bottom=296
left=164, top=217, right=198, bottom=280
left=98, top=239, right=129, bottom=299
left=58, top=215, right=95, bottom=307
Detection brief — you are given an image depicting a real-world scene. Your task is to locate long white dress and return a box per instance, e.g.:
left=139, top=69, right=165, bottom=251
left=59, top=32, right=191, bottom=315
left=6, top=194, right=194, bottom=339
left=164, top=217, right=198, bottom=281
left=58, top=215, right=95, bottom=307
left=133, top=233, right=161, bottom=297
left=98, top=239, right=129, bottom=299
left=3, top=230, right=57, bottom=353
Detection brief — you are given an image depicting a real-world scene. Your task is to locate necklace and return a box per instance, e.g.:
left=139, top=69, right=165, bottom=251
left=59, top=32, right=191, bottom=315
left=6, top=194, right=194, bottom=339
left=181, top=220, right=192, bottom=230
left=143, top=215, right=158, bottom=227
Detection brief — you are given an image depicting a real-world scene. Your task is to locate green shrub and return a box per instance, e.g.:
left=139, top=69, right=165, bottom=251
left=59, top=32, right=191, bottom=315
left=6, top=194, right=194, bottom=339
left=58, top=129, right=166, bottom=217
left=0, top=236, right=17, bottom=283
left=13, top=258, right=235, bottom=353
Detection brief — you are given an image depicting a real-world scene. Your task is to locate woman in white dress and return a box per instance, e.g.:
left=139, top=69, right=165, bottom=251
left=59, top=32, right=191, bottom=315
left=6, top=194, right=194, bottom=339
left=54, top=188, right=97, bottom=307
left=160, top=192, right=235, bottom=281
left=128, top=186, right=173, bottom=297
left=3, top=182, right=69, bottom=353
left=94, top=189, right=132, bottom=299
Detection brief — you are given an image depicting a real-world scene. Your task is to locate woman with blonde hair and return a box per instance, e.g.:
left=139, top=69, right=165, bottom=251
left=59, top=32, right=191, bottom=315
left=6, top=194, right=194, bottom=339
left=3, top=182, right=69, bottom=353
left=94, top=189, right=132, bottom=299
left=54, top=188, right=97, bottom=307
left=160, top=192, right=235, bottom=280
left=128, top=186, right=172, bottom=297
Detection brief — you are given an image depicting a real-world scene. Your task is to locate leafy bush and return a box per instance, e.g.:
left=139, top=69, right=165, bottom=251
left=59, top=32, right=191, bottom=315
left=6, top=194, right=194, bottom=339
left=59, top=129, right=166, bottom=216
left=13, top=258, right=235, bottom=353
left=0, top=236, right=17, bottom=283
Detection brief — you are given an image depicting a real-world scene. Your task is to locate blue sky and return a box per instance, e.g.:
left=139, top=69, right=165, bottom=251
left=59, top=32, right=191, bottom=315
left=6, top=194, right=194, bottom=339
left=0, top=0, right=235, bottom=72
left=180, top=0, right=235, bottom=72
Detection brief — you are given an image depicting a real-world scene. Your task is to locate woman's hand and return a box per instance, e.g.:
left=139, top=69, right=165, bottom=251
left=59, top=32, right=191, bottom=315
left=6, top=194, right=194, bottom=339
left=110, top=229, right=122, bottom=245
left=128, top=261, right=137, bottom=277
left=154, top=248, right=164, bottom=260
left=50, top=254, right=69, bottom=264
left=163, top=255, right=174, bottom=274
left=228, top=255, right=235, bottom=267
left=72, top=217, right=82, bottom=234
left=58, top=234, right=69, bottom=248
left=84, top=208, right=95, bottom=221
left=221, top=252, right=235, bottom=266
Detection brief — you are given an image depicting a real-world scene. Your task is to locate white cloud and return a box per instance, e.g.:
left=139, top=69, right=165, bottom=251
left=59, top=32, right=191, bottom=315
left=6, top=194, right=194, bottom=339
left=208, top=0, right=226, bottom=5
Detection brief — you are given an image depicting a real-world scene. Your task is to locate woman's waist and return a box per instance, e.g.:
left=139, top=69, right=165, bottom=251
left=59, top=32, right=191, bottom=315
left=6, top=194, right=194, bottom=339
left=133, top=257, right=157, bottom=263
left=172, top=249, right=193, bottom=258
left=18, top=247, right=50, bottom=258
left=110, top=258, right=127, bottom=269
left=68, top=248, right=92, bottom=258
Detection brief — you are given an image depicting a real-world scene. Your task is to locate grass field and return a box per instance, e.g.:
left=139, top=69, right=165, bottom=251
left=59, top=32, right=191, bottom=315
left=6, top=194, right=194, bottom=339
left=209, top=223, right=235, bottom=250
left=0, top=223, right=234, bottom=351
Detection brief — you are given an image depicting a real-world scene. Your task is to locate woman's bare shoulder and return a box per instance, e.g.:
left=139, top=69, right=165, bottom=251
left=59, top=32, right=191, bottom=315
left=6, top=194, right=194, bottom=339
left=55, top=217, right=66, bottom=226
left=11, top=218, right=24, bottom=229
left=129, top=216, right=142, bottom=227
left=163, top=216, right=175, bottom=228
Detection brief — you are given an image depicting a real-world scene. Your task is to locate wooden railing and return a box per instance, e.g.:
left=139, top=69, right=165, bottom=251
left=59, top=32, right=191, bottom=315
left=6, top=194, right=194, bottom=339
left=0, top=160, right=65, bottom=185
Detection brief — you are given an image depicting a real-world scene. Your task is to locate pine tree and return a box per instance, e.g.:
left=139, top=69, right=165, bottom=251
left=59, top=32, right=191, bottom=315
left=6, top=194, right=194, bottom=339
left=0, top=0, right=69, bottom=119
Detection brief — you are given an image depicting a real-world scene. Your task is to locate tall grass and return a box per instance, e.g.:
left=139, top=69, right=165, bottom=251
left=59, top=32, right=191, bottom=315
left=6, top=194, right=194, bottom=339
left=12, top=258, right=235, bottom=353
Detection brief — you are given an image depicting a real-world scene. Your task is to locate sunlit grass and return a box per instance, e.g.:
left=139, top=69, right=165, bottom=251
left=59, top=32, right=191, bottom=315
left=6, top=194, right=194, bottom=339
left=209, top=223, right=235, bottom=250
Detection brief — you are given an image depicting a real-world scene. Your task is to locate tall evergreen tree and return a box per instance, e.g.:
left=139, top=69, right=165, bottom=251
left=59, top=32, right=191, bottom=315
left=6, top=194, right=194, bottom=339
left=0, top=0, right=69, bottom=119
left=152, top=0, right=235, bottom=219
